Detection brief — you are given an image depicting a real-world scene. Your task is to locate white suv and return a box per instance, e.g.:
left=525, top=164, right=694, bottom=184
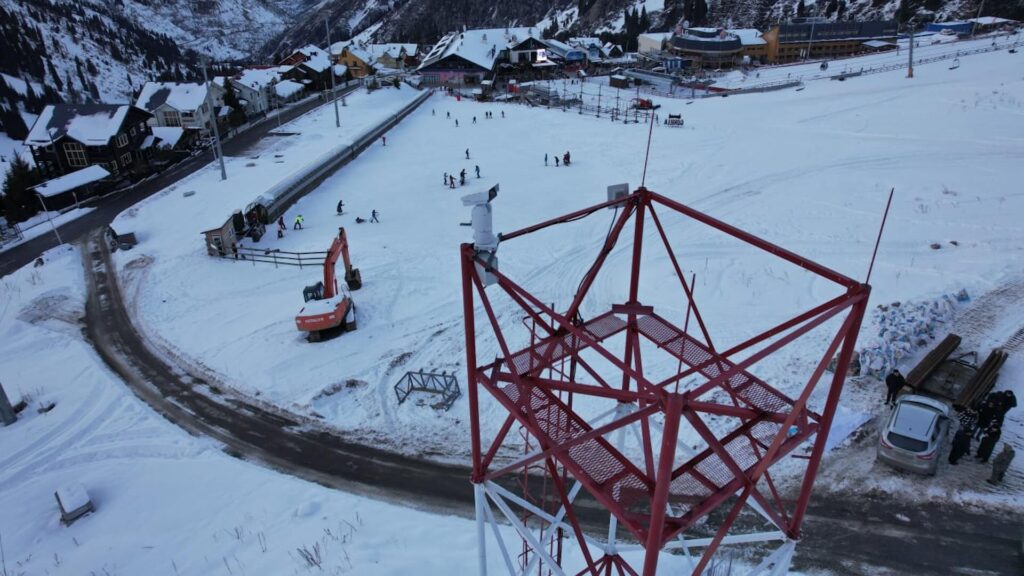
left=876, top=394, right=952, bottom=475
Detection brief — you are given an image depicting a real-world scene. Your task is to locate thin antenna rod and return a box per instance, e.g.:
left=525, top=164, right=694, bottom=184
left=640, top=102, right=657, bottom=187
left=865, top=187, right=895, bottom=285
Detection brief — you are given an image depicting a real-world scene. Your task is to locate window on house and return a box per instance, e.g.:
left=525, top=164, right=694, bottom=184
left=117, top=133, right=129, bottom=147
left=121, top=152, right=132, bottom=167
left=65, top=142, right=87, bottom=167
left=130, top=127, right=136, bottom=136
left=162, top=110, right=182, bottom=127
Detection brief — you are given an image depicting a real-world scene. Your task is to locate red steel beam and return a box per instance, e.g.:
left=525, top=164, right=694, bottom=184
left=480, top=414, right=517, bottom=473
left=681, top=290, right=863, bottom=400
left=564, top=200, right=636, bottom=332
left=647, top=202, right=720, bottom=355
left=498, top=192, right=634, bottom=242
left=655, top=291, right=858, bottom=391
left=545, top=456, right=600, bottom=574
left=660, top=427, right=817, bottom=545
left=493, top=372, right=652, bottom=403
left=480, top=260, right=662, bottom=397
left=789, top=296, right=868, bottom=538
left=462, top=245, right=484, bottom=481
left=481, top=376, right=661, bottom=483
left=649, top=191, right=858, bottom=288
left=642, top=393, right=683, bottom=576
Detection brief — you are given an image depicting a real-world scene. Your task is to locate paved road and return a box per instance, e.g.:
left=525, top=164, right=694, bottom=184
left=0, top=86, right=358, bottom=278
left=80, top=230, right=1021, bottom=576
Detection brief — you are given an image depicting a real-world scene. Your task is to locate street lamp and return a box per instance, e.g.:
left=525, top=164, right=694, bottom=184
left=35, top=193, right=63, bottom=245
left=907, top=19, right=916, bottom=78
left=201, top=55, right=228, bottom=181
left=326, top=19, right=341, bottom=128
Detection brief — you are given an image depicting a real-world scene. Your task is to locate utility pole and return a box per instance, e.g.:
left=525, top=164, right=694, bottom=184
left=36, top=194, right=62, bottom=245
left=907, top=20, right=915, bottom=78
left=971, top=0, right=985, bottom=37
left=201, top=57, right=227, bottom=181
left=805, top=19, right=817, bottom=61
left=0, top=380, right=16, bottom=426
left=326, top=19, right=341, bottom=128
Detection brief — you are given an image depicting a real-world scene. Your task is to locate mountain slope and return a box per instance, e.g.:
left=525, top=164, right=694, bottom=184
left=0, top=0, right=314, bottom=107
left=261, top=0, right=652, bottom=58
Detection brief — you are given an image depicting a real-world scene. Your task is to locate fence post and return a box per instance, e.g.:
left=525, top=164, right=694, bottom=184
left=0, top=380, right=17, bottom=426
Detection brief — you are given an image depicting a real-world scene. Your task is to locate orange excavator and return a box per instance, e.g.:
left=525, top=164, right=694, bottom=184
left=295, top=227, right=362, bottom=342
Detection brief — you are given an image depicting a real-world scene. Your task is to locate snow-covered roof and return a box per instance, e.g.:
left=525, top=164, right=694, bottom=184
left=639, top=32, right=673, bottom=42
left=296, top=45, right=331, bottom=73
left=968, top=16, right=1015, bottom=25
left=364, top=43, right=418, bottom=59
left=863, top=39, right=896, bottom=48
left=136, top=82, right=209, bottom=113
left=730, top=28, right=767, bottom=46
left=31, top=165, right=109, bottom=197
left=25, top=104, right=142, bottom=146
left=152, top=126, right=184, bottom=148
left=333, top=64, right=348, bottom=77
left=235, top=68, right=281, bottom=90
left=419, top=27, right=537, bottom=72
left=274, top=79, right=305, bottom=99
left=568, top=37, right=603, bottom=48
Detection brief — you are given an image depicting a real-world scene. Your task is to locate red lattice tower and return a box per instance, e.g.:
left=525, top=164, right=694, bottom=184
left=462, top=187, right=870, bottom=576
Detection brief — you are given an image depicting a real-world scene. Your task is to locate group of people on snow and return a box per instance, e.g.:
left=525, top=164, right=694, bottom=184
left=544, top=151, right=572, bottom=167
left=885, top=369, right=1016, bottom=484
left=443, top=165, right=482, bottom=189
left=949, top=390, right=1017, bottom=484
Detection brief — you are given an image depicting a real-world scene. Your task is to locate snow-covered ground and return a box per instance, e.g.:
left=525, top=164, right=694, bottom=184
left=111, top=48, right=1024, bottom=508
left=0, top=208, right=94, bottom=252
left=0, top=247, right=492, bottom=575
left=0, top=245, right=811, bottom=576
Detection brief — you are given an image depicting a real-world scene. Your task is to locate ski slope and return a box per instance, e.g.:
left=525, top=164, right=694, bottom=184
left=111, top=47, right=1024, bottom=502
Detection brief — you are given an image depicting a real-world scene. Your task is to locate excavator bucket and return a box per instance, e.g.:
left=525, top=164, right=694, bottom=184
left=345, top=268, right=362, bottom=291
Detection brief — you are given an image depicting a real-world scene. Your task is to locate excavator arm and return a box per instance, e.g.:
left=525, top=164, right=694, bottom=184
left=324, top=228, right=361, bottom=297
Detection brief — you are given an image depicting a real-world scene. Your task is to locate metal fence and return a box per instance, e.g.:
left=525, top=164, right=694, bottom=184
left=214, top=246, right=328, bottom=268
left=394, top=370, right=461, bottom=411
left=0, top=221, right=23, bottom=248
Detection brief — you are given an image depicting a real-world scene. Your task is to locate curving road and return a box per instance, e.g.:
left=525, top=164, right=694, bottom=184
left=79, top=229, right=1021, bottom=576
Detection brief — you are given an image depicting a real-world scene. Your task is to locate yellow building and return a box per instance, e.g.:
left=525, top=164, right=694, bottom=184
left=332, top=45, right=374, bottom=78
left=763, top=19, right=898, bottom=63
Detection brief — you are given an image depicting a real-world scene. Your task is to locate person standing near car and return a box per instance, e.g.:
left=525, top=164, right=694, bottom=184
left=975, top=396, right=999, bottom=439
left=885, top=369, right=906, bottom=407
left=976, top=422, right=1002, bottom=463
left=948, top=426, right=972, bottom=465
left=987, top=443, right=1015, bottom=485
